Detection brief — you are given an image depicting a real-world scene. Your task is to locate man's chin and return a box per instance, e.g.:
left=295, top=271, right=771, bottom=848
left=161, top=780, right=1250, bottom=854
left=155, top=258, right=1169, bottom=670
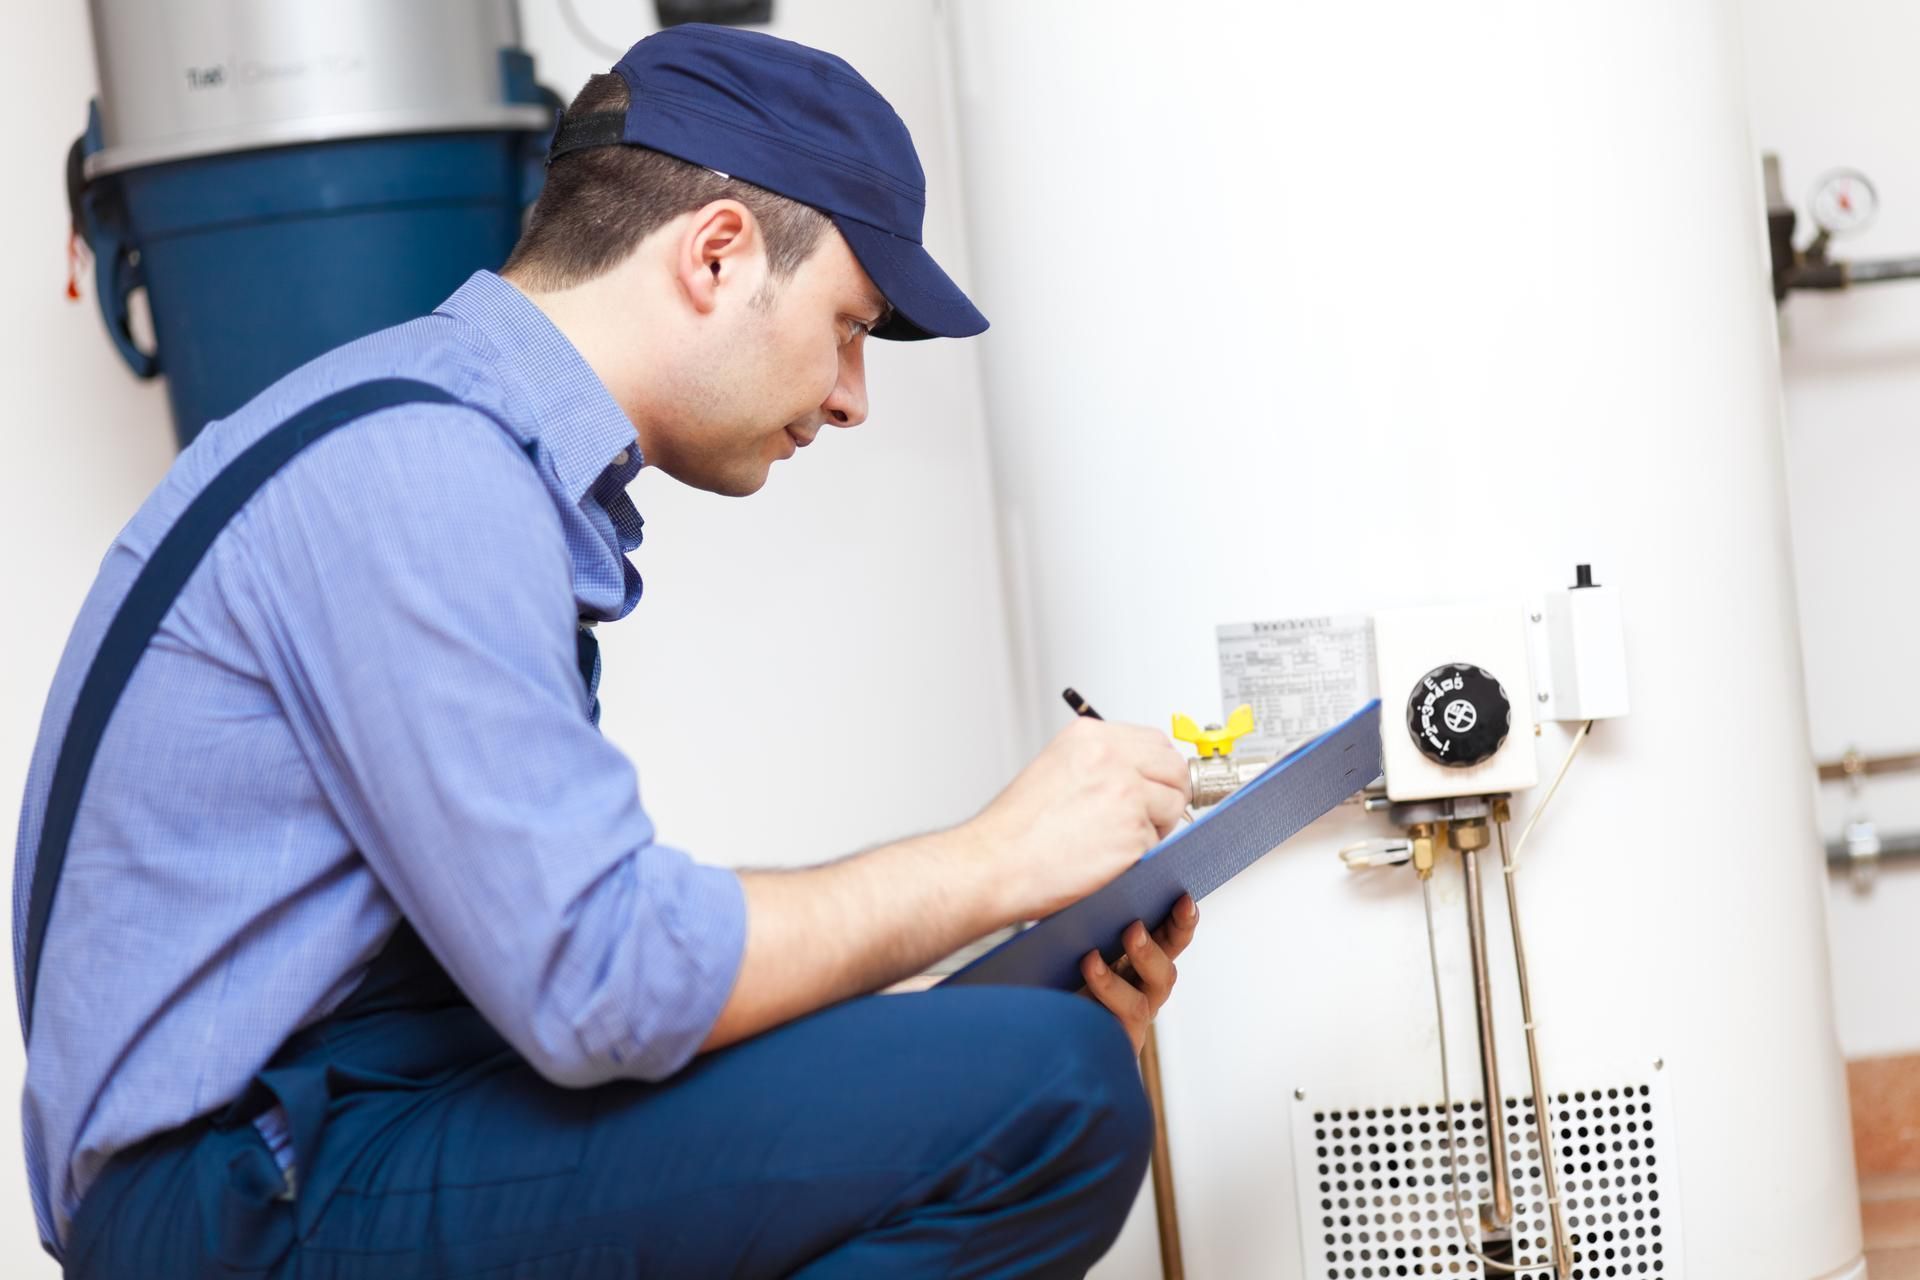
left=654, top=450, right=773, bottom=498
left=678, top=466, right=770, bottom=499
left=719, top=472, right=770, bottom=498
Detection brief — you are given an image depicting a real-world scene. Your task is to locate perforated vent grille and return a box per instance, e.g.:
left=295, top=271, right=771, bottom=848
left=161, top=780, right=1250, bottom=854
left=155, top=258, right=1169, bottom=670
left=1296, top=1082, right=1671, bottom=1278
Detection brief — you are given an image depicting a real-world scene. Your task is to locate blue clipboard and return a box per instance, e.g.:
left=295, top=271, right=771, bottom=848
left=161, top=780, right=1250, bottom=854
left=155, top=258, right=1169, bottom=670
left=940, top=699, right=1383, bottom=991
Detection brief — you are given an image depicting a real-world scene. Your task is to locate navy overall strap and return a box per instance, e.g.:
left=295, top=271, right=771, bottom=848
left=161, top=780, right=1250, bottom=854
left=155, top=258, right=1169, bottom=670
left=576, top=624, right=602, bottom=726
left=22, top=378, right=459, bottom=1037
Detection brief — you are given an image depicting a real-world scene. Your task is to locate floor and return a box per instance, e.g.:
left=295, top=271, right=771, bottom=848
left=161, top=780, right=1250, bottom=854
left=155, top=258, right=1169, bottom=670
left=1852, top=1055, right=1920, bottom=1278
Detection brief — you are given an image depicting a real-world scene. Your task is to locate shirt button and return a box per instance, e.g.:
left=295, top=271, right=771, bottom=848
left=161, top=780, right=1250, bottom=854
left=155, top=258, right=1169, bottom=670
left=611, top=449, right=631, bottom=467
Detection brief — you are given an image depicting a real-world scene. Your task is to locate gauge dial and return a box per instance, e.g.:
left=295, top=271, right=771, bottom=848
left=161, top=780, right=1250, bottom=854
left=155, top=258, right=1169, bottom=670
left=1810, top=169, right=1878, bottom=237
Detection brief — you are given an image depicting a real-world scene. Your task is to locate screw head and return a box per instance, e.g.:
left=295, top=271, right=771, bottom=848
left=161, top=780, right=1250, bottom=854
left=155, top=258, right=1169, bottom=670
left=1294, top=1088, right=1307, bottom=1101
left=1537, top=691, right=1550, bottom=703
left=1653, top=1058, right=1665, bottom=1072
left=1530, top=612, right=1543, bottom=623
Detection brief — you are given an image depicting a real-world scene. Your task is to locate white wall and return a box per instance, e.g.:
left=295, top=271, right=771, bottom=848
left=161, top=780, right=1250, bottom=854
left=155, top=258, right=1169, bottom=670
left=0, top=1, right=1011, bottom=1267
left=0, top=2, right=177, bottom=1268
left=1743, top=0, right=1920, bottom=1061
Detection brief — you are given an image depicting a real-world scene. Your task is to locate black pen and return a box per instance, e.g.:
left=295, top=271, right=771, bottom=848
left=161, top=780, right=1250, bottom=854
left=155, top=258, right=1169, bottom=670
left=1061, top=687, right=1102, bottom=721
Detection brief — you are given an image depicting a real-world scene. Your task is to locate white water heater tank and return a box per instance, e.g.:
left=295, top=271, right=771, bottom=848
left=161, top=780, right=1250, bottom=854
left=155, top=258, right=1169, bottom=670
left=944, top=2, right=1862, bottom=1277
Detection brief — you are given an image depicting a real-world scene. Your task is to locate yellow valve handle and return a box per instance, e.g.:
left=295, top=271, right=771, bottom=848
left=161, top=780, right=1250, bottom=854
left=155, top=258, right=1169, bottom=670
left=1170, top=704, right=1256, bottom=758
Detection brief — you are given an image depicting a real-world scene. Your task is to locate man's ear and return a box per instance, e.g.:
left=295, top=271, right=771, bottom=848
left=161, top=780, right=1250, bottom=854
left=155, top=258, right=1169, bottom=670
left=676, top=199, right=762, bottom=317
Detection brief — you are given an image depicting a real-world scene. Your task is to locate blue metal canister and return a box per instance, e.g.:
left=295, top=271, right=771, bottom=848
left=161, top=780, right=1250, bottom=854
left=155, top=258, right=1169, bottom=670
left=76, top=1, right=556, bottom=447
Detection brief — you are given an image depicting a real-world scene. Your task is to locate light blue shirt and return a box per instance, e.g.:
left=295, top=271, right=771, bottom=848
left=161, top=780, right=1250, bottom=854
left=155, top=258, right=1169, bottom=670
left=11, top=271, right=748, bottom=1256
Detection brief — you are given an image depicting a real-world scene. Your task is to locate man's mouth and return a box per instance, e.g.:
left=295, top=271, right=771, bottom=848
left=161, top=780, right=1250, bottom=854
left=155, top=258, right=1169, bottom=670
left=784, top=425, right=817, bottom=449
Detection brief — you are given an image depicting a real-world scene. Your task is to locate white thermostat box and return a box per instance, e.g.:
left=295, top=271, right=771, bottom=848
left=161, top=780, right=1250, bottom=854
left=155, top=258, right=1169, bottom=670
left=1373, top=599, right=1540, bottom=802
left=1537, top=581, right=1630, bottom=722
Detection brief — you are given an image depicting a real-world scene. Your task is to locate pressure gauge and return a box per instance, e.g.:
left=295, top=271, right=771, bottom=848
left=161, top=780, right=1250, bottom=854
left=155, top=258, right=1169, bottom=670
left=1810, top=169, right=1878, bottom=238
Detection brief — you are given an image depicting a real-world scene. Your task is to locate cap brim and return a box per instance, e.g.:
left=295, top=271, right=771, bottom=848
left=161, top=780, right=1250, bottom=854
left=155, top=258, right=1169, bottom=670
left=831, top=215, right=989, bottom=341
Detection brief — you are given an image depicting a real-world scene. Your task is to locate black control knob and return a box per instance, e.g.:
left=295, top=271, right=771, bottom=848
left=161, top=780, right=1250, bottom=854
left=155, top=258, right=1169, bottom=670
left=1406, top=663, right=1513, bottom=768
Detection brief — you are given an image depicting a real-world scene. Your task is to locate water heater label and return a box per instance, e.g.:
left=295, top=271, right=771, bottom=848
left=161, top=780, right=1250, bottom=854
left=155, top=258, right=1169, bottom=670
left=1216, top=615, right=1377, bottom=755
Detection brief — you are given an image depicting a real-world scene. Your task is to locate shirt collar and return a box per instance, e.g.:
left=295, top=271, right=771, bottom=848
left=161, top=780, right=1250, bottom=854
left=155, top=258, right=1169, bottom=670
left=434, top=271, right=640, bottom=505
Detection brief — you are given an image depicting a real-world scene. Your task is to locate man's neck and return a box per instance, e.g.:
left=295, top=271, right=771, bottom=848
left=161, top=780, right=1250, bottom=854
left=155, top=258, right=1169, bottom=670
left=501, top=270, right=656, bottom=459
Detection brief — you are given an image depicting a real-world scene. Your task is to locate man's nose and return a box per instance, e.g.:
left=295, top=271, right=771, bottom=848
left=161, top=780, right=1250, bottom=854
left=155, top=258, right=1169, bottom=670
left=824, top=365, right=868, bottom=428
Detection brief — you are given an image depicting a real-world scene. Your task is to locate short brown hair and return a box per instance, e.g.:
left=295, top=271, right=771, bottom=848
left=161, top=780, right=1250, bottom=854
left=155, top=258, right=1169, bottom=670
left=503, top=73, right=830, bottom=291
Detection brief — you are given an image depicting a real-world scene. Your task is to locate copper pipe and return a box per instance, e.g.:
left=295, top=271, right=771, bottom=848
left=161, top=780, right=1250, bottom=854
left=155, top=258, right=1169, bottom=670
left=1816, top=747, right=1920, bottom=783
left=1138, top=1024, right=1186, bottom=1280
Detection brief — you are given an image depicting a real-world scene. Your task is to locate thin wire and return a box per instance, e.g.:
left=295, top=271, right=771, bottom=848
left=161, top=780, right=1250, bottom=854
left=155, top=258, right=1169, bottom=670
left=1508, top=721, right=1593, bottom=869
left=559, top=0, right=628, bottom=59
left=1422, top=877, right=1542, bottom=1276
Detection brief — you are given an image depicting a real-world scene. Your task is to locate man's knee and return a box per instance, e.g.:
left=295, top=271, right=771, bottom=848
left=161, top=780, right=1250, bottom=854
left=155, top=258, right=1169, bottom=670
left=988, top=989, right=1155, bottom=1195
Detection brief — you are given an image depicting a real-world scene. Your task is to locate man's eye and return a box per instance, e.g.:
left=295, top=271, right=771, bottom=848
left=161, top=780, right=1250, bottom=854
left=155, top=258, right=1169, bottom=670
left=842, top=318, right=869, bottom=345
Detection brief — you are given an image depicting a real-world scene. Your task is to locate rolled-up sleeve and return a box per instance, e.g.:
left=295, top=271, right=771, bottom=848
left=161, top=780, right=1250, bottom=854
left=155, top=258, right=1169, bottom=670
left=225, top=404, right=744, bottom=1086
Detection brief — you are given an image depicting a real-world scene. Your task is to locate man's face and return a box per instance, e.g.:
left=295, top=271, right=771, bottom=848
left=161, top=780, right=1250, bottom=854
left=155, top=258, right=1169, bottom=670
left=655, top=227, right=889, bottom=497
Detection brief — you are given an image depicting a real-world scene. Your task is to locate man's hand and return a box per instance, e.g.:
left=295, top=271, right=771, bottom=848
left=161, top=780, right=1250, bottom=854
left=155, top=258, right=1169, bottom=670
left=703, top=719, right=1192, bottom=1055
left=967, top=717, right=1192, bottom=924
left=1080, top=895, right=1198, bottom=1053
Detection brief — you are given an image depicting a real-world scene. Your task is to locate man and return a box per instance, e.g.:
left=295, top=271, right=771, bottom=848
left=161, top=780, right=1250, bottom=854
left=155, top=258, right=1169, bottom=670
left=15, top=25, right=1198, bottom=1277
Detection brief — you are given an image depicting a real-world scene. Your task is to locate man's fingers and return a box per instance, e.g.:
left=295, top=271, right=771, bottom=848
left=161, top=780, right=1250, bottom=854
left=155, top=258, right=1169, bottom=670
left=1081, top=950, right=1148, bottom=1050
left=1121, top=921, right=1177, bottom=1013
left=1107, top=724, right=1194, bottom=800
left=1086, top=902, right=1198, bottom=1053
left=1152, top=894, right=1199, bottom=964
left=1143, top=779, right=1189, bottom=839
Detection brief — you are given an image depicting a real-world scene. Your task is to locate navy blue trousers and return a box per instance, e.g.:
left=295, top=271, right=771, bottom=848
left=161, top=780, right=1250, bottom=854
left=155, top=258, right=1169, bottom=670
left=63, top=926, right=1152, bottom=1278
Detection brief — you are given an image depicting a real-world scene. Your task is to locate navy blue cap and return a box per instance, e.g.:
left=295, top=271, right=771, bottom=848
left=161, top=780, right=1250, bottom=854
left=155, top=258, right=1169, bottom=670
left=547, top=24, right=986, bottom=341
